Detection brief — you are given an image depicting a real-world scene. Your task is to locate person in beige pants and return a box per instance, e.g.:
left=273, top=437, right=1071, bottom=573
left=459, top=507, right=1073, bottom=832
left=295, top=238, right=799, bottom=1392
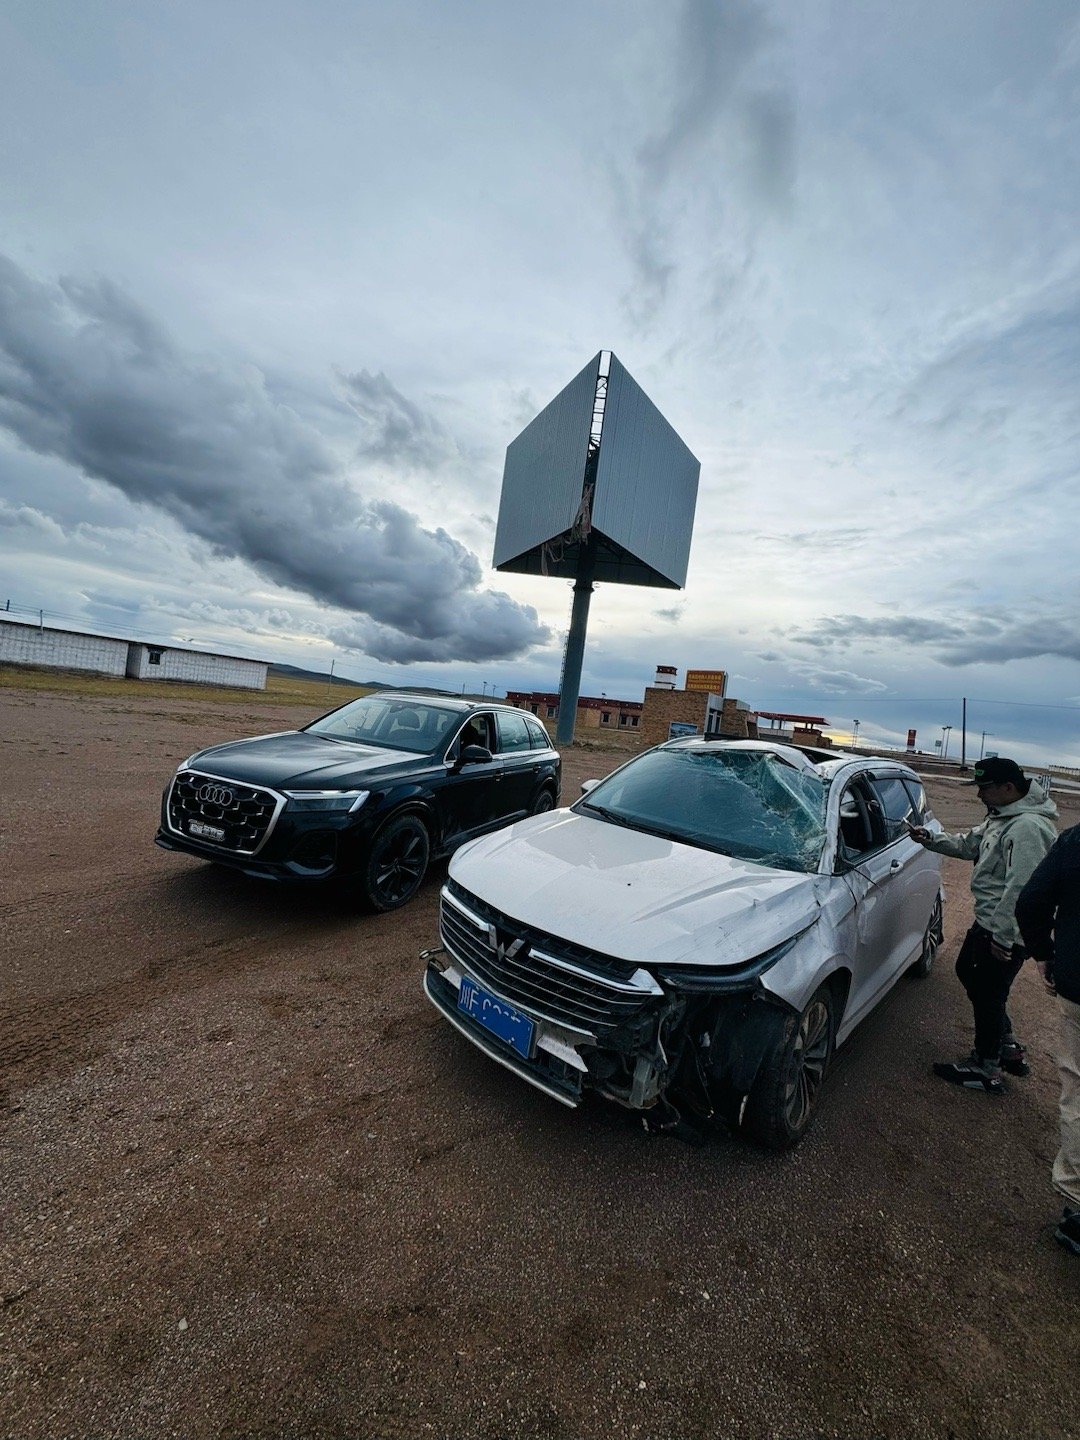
left=1016, top=823, right=1080, bottom=1256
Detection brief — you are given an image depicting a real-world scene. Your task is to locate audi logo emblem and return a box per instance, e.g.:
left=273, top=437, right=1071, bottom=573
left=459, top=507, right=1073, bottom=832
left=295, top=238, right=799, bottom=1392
left=197, top=783, right=235, bottom=808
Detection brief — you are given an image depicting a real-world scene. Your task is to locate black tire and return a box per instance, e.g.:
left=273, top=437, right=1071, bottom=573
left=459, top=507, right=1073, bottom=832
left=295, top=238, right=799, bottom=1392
left=742, top=985, right=836, bottom=1150
left=530, top=787, right=556, bottom=816
left=908, top=893, right=944, bottom=979
left=356, top=814, right=430, bottom=912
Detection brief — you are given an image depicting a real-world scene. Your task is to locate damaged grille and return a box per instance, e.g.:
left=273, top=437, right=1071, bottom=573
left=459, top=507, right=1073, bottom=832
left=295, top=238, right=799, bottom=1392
left=440, top=882, right=662, bottom=1037
left=168, top=770, right=281, bottom=854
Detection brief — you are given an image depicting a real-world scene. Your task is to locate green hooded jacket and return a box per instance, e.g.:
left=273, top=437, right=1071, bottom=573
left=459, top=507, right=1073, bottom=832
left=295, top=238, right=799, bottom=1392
left=923, top=788, right=1058, bottom=947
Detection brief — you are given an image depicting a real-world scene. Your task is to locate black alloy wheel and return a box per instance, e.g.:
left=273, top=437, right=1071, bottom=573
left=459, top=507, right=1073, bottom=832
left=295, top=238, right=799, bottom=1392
left=531, top=788, right=556, bottom=816
left=743, top=984, right=836, bottom=1150
left=359, top=814, right=431, bottom=912
left=909, top=894, right=944, bottom=979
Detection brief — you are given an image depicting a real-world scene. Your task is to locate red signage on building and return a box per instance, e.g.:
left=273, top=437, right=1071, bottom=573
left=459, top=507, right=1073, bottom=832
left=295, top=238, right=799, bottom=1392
left=906, top=729, right=917, bottom=749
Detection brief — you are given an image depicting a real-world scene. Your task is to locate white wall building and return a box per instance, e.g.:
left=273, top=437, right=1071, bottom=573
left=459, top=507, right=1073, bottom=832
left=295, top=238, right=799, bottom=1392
left=0, top=616, right=270, bottom=690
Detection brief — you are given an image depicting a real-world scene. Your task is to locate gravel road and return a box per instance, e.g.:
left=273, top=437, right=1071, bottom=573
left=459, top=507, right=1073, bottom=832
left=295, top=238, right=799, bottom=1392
left=2, top=685, right=1078, bottom=1440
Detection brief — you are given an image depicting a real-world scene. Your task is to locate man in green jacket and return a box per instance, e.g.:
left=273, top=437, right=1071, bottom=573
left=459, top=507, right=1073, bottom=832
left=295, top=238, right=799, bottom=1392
left=909, top=757, right=1058, bottom=1094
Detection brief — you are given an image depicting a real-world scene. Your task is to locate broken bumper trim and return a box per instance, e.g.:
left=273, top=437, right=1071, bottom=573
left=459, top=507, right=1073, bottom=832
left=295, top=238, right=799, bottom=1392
left=422, top=965, right=584, bottom=1109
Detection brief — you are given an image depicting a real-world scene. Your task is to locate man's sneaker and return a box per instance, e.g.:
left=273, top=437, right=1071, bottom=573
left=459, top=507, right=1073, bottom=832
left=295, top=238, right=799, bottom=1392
left=932, top=1058, right=1005, bottom=1094
left=1000, top=1039, right=1031, bottom=1077
left=1055, top=1207, right=1080, bottom=1257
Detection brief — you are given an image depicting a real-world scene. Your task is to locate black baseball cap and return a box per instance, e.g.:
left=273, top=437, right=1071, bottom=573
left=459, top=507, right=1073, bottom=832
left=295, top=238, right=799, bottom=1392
left=964, top=757, right=1028, bottom=788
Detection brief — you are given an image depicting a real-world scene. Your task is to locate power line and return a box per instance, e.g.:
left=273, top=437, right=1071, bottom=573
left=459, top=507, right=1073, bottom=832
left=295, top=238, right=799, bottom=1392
left=778, top=693, right=1080, bottom=713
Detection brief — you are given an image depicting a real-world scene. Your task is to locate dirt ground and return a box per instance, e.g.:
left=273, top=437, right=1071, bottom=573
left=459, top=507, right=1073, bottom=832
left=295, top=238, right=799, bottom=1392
left=2, top=682, right=1078, bottom=1440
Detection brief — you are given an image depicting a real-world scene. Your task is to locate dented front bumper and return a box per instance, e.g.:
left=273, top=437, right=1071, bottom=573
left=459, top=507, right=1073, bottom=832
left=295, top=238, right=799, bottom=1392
left=421, top=934, right=794, bottom=1134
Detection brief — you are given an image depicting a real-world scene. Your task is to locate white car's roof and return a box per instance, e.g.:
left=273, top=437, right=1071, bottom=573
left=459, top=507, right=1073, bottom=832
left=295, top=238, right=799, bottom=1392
left=664, top=738, right=821, bottom=771
left=666, top=736, right=921, bottom=785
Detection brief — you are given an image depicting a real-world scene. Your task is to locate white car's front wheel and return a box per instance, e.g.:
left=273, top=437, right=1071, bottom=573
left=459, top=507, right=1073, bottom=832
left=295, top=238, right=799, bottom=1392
left=908, top=893, right=944, bottom=979
left=742, top=984, right=836, bottom=1150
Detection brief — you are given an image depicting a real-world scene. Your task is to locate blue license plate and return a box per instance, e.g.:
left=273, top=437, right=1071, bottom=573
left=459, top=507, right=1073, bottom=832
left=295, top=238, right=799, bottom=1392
left=458, top=975, right=535, bottom=1059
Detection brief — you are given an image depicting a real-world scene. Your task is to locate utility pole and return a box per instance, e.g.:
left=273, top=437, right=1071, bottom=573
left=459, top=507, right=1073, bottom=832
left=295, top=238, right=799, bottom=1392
left=941, top=724, right=952, bottom=762
left=852, top=719, right=860, bottom=749
left=326, top=657, right=336, bottom=698
left=960, top=697, right=968, bottom=771
left=979, top=730, right=990, bottom=761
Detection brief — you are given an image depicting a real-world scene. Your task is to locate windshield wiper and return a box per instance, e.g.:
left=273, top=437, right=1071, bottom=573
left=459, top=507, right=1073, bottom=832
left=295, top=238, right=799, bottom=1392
left=579, top=800, right=637, bottom=828
left=629, top=822, right=700, bottom=845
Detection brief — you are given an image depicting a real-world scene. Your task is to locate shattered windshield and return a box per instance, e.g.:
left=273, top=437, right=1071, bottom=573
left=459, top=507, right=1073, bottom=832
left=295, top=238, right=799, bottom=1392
left=576, top=746, right=827, bottom=873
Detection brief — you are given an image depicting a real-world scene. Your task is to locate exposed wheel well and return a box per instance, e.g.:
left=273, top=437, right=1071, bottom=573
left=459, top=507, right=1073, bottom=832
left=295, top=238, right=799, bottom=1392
left=825, top=967, right=852, bottom=1021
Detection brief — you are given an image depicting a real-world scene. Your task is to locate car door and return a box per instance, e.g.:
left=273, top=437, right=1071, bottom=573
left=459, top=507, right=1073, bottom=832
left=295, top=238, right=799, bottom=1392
left=869, top=774, right=940, bottom=974
left=493, top=709, right=541, bottom=817
left=835, top=775, right=912, bottom=1026
left=438, top=713, right=505, bottom=848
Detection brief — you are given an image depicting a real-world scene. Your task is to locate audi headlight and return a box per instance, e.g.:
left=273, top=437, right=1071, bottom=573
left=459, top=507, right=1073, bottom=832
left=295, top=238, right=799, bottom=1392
left=283, top=789, right=370, bottom=813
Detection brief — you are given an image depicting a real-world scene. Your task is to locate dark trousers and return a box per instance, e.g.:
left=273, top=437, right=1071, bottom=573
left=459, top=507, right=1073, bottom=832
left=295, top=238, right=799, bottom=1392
left=955, top=923, right=1025, bottom=1063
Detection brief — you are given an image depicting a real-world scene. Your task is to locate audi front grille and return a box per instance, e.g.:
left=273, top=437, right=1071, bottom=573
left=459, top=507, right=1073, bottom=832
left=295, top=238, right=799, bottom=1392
left=439, top=884, right=662, bottom=1037
left=168, top=770, right=283, bottom=855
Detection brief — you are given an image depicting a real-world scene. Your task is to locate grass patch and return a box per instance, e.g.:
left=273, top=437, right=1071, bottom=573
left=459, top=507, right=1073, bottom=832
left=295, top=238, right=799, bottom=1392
left=0, top=664, right=377, bottom=709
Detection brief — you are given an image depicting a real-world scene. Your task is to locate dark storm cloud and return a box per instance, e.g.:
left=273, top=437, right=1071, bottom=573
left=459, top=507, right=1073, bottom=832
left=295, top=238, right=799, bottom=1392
left=786, top=657, right=887, bottom=694
left=790, top=615, right=967, bottom=649
left=940, top=617, right=1080, bottom=666
left=637, top=0, right=788, bottom=191
left=621, top=0, right=795, bottom=314
left=328, top=585, right=556, bottom=665
left=339, top=368, right=459, bottom=470
left=790, top=612, right=1080, bottom=667
left=0, top=256, right=547, bottom=664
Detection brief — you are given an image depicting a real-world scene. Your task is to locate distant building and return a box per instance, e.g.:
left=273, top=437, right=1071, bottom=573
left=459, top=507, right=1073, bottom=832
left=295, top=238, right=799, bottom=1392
left=637, top=687, right=752, bottom=748
left=0, top=615, right=269, bottom=690
left=755, top=711, right=831, bottom=746
left=506, top=689, right=644, bottom=734
left=508, top=670, right=831, bottom=752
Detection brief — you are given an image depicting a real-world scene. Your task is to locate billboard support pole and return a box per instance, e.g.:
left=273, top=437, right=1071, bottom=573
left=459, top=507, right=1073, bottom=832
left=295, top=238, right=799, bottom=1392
left=555, top=539, right=596, bottom=746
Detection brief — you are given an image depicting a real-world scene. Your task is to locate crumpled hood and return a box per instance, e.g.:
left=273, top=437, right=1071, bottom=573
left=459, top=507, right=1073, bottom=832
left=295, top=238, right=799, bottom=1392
left=187, top=731, right=429, bottom=788
left=449, top=810, right=823, bottom=969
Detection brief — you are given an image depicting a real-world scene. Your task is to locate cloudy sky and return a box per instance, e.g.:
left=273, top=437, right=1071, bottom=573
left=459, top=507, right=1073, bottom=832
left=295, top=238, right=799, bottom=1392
left=2, top=0, right=1079, bottom=764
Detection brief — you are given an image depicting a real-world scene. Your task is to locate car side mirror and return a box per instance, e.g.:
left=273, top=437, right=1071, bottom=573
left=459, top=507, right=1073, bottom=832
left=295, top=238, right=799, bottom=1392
left=580, top=779, right=600, bottom=794
left=457, top=744, right=493, bottom=767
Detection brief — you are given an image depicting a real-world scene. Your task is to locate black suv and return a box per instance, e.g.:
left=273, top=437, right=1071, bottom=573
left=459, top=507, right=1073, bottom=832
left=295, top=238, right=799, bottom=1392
left=155, top=692, right=561, bottom=910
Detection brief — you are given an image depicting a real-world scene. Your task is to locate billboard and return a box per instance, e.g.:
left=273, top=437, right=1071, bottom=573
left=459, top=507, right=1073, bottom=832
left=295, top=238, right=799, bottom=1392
left=591, top=354, right=700, bottom=589
left=494, top=352, right=701, bottom=588
left=906, top=729, right=917, bottom=750
left=685, top=669, right=727, bottom=696
left=668, top=721, right=699, bottom=739
left=492, top=354, right=600, bottom=578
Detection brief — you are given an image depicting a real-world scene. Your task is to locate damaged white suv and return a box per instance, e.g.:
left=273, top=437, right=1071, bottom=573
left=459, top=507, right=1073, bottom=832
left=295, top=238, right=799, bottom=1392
left=423, top=739, right=944, bottom=1148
